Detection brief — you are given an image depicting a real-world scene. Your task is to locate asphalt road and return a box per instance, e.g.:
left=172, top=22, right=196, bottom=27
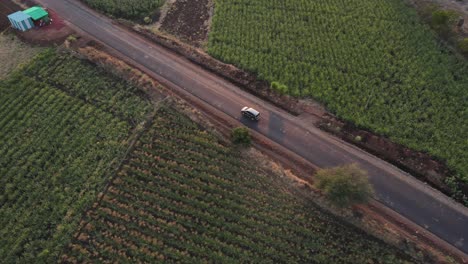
left=37, top=0, right=468, bottom=254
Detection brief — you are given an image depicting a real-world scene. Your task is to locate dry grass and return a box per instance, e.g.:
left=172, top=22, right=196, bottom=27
left=0, top=33, right=43, bottom=79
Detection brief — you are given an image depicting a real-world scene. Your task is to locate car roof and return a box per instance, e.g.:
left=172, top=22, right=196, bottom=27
left=246, top=108, right=259, bottom=116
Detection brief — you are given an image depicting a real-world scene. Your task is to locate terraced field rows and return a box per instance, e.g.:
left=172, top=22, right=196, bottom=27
left=63, top=108, right=412, bottom=263
left=0, top=50, right=152, bottom=262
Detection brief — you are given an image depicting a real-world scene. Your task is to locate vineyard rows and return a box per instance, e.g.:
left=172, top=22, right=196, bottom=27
left=208, top=0, right=468, bottom=182
left=63, top=108, right=412, bottom=263
left=0, top=50, right=152, bottom=262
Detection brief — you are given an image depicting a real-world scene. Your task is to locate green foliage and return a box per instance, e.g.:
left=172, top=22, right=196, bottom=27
left=83, top=0, right=164, bottom=20
left=62, top=108, right=411, bottom=263
left=143, top=16, right=152, bottom=24
left=208, top=0, right=468, bottom=183
left=458, top=38, right=468, bottom=55
left=431, top=9, right=457, bottom=27
left=315, top=164, right=374, bottom=208
left=271, top=81, right=288, bottom=94
left=431, top=9, right=458, bottom=36
left=0, top=50, right=152, bottom=262
left=231, top=126, right=251, bottom=145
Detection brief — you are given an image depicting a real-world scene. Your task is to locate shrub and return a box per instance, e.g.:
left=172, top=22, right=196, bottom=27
left=431, top=9, right=458, bottom=35
left=231, top=127, right=251, bottom=145
left=315, top=164, right=374, bottom=208
left=271, top=81, right=288, bottom=95
left=458, top=38, right=468, bottom=55
left=143, top=16, right=152, bottom=24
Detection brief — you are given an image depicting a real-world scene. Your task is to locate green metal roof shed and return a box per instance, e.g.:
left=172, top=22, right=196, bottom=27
left=23, top=6, right=49, bottom=21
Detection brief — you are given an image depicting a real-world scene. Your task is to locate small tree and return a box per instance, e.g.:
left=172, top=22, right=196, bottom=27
left=231, top=127, right=251, bottom=145
left=315, top=164, right=373, bottom=208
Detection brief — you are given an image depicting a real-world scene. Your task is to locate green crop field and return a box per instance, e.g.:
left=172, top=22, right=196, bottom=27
left=0, top=49, right=152, bottom=262
left=62, top=108, right=412, bottom=263
left=82, top=0, right=164, bottom=20
left=208, top=0, right=468, bottom=183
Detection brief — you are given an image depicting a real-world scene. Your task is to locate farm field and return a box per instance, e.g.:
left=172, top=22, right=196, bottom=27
left=82, top=0, right=164, bottom=20
left=208, top=0, right=468, bottom=183
left=0, top=49, right=152, bottom=262
left=62, top=107, right=413, bottom=263
left=0, top=34, right=44, bottom=79
left=0, top=1, right=20, bottom=31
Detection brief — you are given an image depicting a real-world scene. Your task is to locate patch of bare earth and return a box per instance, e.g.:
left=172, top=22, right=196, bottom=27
left=16, top=9, right=74, bottom=46
left=159, top=0, right=213, bottom=47
left=0, top=1, right=20, bottom=31
left=0, top=34, right=43, bottom=78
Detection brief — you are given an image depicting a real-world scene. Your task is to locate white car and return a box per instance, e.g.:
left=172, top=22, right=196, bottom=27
left=241, top=107, right=260, bottom=121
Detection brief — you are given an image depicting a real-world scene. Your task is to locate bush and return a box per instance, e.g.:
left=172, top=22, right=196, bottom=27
left=143, top=17, right=152, bottom=24
left=231, top=127, right=251, bottom=145
left=271, top=81, right=288, bottom=95
left=458, top=38, right=468, bottom=55
left=431, top=9, right=458, bottom=35
left=315, top=164, right=374, bottom=208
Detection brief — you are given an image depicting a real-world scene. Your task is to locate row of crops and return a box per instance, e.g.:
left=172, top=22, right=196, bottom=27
left=208, top=0, right=468, bottom=182
left=62, top=107, right=412, bottom=263
left=82, top=0, right=164, bottom=20
left=0, top=49, right=152, bottom=262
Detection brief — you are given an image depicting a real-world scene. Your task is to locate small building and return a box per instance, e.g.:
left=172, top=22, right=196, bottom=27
left=23, top=6, right=49, bottom=24
left=7, top=11, right=34, bottom=32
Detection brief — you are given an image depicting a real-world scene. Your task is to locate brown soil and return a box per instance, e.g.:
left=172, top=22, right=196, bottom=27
left=16, top=8, right=74, bottom=46
left=0, top=1, right=21, bottom=31
left=159, top=0, right=212, bottom=48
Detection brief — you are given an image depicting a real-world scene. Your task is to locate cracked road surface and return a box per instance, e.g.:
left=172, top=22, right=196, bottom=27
left=37, top=0, right=468, bottom=254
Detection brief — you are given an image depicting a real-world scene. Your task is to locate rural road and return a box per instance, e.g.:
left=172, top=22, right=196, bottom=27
left=36, top=0, right=468, bottom=255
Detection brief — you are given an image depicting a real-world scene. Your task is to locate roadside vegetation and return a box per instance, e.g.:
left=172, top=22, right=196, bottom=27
left=315, top=164, right=374, bottom=208
left=208, top=0, right=468, bottom=184
left=62, top=107, right=412, bottom=263
left=0, top=49, right=152, bottom=262
left=231, top=126, right=251, bottom=145
left=82, top=0, right=164, bottom=21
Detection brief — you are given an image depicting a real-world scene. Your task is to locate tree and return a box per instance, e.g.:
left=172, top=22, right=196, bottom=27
left=231, top=127, right=251, bottom=145
left=314, top=164, right=374, bottom=208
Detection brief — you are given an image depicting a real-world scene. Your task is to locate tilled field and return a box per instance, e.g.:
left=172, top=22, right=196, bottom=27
left=0, top=1, right=20, bottom=31
left=160, top=0, right=212, bottom=47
